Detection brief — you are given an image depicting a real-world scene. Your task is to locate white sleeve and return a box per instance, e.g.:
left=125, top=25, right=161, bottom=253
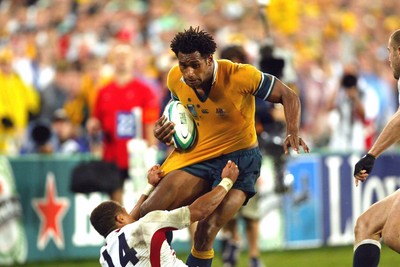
left=141, top=206, right=191, bottom=230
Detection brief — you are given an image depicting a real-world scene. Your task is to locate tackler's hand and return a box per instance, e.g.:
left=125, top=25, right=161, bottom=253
left=147, top=164, right=164, bottom=187
left=221, top=160, right=239, bottom=183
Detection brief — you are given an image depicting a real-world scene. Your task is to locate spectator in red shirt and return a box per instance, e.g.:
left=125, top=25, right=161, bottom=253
left=86, top=43, right=160, bottom=204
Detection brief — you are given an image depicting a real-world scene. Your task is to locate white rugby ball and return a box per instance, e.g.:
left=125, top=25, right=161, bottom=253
left=163, top=100, right=197, bottom=151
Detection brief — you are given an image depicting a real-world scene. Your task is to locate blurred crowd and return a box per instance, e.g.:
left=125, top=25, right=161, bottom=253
left=0, top=0, right=399, bottom=157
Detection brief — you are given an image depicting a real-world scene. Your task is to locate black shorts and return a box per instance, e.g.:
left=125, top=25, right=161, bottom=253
left=180, top=147, right=262, bottom=204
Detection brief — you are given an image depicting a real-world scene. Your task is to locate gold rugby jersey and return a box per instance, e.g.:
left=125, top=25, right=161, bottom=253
left=161, top=59, right=275, bottom=175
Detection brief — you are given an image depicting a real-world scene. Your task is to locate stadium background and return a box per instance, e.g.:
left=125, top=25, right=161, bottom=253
left=0, top=0, right=399, bottom=266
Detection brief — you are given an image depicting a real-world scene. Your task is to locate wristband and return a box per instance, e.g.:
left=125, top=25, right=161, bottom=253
left=218, top=178, right=233, bottom=192
left=143, top=184, right=155, bottom=196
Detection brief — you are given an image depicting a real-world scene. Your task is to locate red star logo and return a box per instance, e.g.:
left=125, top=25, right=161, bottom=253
left=32, top=172, right=70, bottom=250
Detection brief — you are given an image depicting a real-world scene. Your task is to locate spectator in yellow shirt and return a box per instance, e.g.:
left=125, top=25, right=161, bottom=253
left=0, top=48, right=40, bottom=155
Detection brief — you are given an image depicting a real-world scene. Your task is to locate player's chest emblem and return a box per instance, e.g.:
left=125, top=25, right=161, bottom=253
left=187, top=103, right=229, bottom=118
left=215, top=108, right=228, bottom=117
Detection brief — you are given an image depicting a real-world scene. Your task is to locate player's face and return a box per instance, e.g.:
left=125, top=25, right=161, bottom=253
left=119, top=208, right=135, bottom=225
left=388, top=38, right=400, bottom=80
left=111, top=45, right=135, bottom=74
left=177, top=51, right=213, bottom=89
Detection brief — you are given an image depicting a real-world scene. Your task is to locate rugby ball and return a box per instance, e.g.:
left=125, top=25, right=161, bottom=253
left=163, top=101, right=197, bottom=151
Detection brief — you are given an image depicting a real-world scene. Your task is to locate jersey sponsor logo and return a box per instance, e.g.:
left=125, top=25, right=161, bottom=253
left=201, top=109, right=209, bottom=114
left=32, top=172, right=70, bottom=250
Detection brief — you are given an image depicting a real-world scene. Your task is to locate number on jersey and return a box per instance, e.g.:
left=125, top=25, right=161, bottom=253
left=102, top=232, right=139, bottom=266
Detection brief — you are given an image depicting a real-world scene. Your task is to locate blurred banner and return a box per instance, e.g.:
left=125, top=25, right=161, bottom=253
left=283, top=153, right=400, bottom=248
left=4, top=152, right=400, bottom=263
left=283, top=155, right=323, bottom=248
left=8, top=155, right=104, bottom=263
left=0, top=156, right=27, bottom=265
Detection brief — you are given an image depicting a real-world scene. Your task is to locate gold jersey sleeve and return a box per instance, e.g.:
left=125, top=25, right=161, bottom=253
left=162, top=60, right=275, bottom=175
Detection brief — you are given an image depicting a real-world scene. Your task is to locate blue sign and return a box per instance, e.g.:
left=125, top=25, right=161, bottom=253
left=284, top=155, right=323, bottom=248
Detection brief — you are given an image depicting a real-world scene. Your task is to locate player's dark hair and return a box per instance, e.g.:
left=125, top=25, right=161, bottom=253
left=391, top=29, right=400, bottom=48
left=90, top=200, right=123, bottom=238
left=220, top=45, right=249, bottom=64
left=170, top=26, right=217, bottom=58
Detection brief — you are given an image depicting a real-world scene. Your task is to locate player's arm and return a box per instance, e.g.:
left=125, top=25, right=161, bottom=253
left=267, top=78, right=309, bottom=154
left=188, top=160, right=239, bottom=223
left=369, top=107, right=400, bottom=158
left=129, top=165, right=163, bottom=220
left=354, top=107, right=400, bottom=185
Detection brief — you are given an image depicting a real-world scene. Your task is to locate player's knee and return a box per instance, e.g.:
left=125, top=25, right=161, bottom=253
left=354, top=214, right=371, bottom=238
left=194, top=220, right=222, bottom=250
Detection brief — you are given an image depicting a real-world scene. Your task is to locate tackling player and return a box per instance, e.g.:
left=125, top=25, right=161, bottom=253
left=90, top=160, right=239, bottom=267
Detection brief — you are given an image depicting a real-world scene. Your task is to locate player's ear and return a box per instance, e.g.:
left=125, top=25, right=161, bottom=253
left=115, top=213, right=124, bottom=224
left=207, top=55, right=213, bottom=65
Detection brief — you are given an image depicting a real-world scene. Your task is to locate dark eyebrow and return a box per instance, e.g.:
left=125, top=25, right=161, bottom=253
left=179, top=60, right=200, bottom=65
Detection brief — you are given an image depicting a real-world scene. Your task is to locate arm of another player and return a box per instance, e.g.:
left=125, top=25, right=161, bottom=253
left=267, top=79, right=310, bottom=154
left=129, top=165, right=163, bottom=220
left=354, top=107, right=400, bottom=186
left=188, top=160, right=239, bottom=223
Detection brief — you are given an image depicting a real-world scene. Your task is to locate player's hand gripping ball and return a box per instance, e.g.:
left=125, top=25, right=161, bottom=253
left=163, top=101, right=197, bottom=151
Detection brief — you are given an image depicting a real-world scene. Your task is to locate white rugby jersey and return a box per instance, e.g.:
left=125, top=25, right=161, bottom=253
left=99, top=206, right=191, bottom=267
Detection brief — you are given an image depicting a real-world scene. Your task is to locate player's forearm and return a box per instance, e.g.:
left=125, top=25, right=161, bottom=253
left=129, top=195, right=148, bottom=221
left=369, top=109, right=400, bottom=157
left=268, top=80, right=301, bottom=135
left=281, top=84, right=301, bottom=135
left=189, top=186, right=228, bottom=223
left=130, top=184, right=155, bottom=220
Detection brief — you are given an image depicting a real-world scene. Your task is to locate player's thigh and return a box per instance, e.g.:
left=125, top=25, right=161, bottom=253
left=355, top=191, right=398, bottom=239
left=141, top=170, right=209, bottom=213
left=381, top=190, right=400, bottom=251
